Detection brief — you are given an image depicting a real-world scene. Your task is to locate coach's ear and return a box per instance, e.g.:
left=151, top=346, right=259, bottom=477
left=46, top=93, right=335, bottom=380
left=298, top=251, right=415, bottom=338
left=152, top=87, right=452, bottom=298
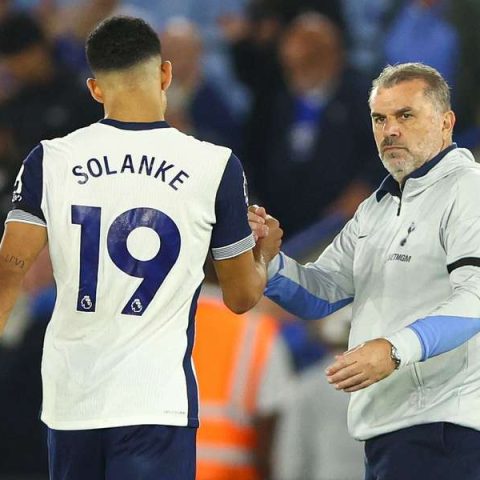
left=86, top=78, right=104, bottom=104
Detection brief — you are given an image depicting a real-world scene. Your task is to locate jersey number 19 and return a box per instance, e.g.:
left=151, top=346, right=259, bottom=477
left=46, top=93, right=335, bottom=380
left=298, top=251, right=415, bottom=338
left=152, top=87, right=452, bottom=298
left=71, top=205, right=181, bottom=316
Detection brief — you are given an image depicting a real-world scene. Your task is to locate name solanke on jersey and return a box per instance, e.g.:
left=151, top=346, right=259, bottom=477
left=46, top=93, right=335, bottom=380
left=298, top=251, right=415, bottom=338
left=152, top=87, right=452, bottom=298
left=72, top=154, right=190, bottom=191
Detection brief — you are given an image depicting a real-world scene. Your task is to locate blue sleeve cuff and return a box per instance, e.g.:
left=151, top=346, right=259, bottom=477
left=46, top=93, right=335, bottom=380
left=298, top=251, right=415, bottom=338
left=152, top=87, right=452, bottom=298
left=265, top=271, right=353, bottom=320
left=408, top=315, right=480, bottom=360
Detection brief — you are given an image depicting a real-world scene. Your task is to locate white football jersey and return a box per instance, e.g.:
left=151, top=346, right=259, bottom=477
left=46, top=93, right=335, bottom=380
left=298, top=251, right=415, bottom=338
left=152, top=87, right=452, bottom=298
left=7, top=119, right=254, bottom=430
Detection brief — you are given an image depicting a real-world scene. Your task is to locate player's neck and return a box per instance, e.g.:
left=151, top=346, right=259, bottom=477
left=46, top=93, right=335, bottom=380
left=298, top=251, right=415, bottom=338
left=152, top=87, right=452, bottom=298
left=104, top=112, right=165, bottom=123
left=103, top=93, right=166, bottom=123
left=104, top=107, right=165, bottom=123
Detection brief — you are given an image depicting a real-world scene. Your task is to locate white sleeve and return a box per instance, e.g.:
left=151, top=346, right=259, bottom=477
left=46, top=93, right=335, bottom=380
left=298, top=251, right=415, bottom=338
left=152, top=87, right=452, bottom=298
left=265, top=207, right=362, bottom=320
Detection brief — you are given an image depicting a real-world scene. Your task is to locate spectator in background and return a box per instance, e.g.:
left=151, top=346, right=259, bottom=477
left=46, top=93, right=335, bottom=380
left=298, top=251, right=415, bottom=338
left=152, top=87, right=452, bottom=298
left=245, top=0, right=345, bottom=27
left=0, top=0, right=11, bottom=19
left=117, top=0, right=249, bottom=115
left=0, top=2, right=121, bottom=94
left=50, top=0, right=119, bottom=78
left=241, top=13, right=379, bottom=237
left=257, top=293, right=327, bottom=374
left=221, top=0, right=346, bottom=160
left=383, top=0, right=459, bottom=89
left=341, top=0, right=403, bottom=78
left=161, top=19, right=240, bottom=150
left=0, top=11, right=102, bottom=231
left=193, top=262, right=292, bottom=480
left=0, top=300, right=50, bottom=477
left=0, top=11, right=102, bottom=159
left=0, top=128, right=21, bottom=230
left=274, top=305, right=364, bottom=480
left=118, top=0, right=247, bottom=37
left=0, top=242, right=54, bottom=477
left=449, top=0, right=480, bottom=145
left=382, top=0, right=480, bottom=149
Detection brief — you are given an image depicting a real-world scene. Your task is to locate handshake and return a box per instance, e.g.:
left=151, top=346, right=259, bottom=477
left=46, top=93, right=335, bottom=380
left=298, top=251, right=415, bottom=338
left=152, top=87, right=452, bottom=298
left=248, top=205, right=283, bottom=264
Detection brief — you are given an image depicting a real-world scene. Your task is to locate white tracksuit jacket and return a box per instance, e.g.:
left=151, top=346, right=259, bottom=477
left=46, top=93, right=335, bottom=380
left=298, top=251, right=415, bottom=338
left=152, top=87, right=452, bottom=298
left=266, top=146, right=480, bottom=440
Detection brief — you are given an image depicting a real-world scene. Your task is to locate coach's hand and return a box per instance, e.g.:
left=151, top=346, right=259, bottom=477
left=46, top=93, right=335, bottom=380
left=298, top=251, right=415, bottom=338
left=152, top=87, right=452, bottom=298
left=325, top=338, right=397, bottom=393
left=248, top=205, right=269, bottom=241
left=254, top=215, right=283, bottom=264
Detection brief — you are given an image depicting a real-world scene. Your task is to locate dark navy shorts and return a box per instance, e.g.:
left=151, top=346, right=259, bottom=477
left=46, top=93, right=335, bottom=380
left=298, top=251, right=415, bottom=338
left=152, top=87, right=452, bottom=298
left=47, top=424, right=197, bottom=480
left=364, top=422, right=480, bottom=480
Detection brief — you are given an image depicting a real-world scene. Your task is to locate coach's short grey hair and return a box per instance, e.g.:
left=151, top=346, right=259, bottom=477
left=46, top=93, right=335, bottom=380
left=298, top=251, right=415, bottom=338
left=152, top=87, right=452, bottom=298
left=369, top=63, right=451, bottom=112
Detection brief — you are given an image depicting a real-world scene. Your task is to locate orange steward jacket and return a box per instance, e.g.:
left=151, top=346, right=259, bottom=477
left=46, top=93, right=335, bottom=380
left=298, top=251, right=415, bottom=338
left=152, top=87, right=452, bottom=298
left=193, top=295, right=279, bottom=480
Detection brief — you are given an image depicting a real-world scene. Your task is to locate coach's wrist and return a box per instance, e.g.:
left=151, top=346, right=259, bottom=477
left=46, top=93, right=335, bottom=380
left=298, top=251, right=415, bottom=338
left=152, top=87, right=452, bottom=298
left=383, top=328, right=423, bottom=368
left=267, top=253, right=283, bottom=279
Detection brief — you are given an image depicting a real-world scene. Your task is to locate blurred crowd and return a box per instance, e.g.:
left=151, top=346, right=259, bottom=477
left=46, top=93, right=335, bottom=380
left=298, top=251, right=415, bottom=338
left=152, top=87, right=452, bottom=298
left=1, top=0, right=480, bottom=478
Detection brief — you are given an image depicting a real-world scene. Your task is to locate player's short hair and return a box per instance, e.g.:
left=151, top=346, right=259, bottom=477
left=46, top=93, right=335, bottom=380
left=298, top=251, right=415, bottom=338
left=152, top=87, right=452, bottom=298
left=86, top=16, right=161, bottom=73
left=369, top=63, right=451, bottom=112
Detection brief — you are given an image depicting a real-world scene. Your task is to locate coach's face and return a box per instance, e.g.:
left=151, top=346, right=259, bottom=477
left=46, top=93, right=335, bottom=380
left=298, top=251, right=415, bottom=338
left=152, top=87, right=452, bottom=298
left=370, top=79, right=454, bottom=184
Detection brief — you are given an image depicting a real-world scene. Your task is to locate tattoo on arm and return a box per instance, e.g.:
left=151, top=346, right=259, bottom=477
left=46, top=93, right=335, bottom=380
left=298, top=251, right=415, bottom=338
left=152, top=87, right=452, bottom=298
left=2, top=254, right=25, bottom=270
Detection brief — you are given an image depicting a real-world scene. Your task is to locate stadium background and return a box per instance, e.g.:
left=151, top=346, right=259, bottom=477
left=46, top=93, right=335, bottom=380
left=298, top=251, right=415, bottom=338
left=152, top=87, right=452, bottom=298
left=0, top=0, right=479, bottom=478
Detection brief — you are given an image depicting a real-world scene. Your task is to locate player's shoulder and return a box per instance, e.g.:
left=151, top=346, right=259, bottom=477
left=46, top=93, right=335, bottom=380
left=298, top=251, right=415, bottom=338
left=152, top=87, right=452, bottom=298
left=169, top=129, right=232, bottom=164
left=41, top=122, right=102, bottom=153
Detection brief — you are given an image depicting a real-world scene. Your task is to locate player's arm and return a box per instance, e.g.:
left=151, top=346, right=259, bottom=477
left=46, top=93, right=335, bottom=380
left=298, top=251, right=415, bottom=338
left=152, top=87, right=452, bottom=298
left=0, top=143, right=48, bottom=334
left=214, top=215, right=282, bottom=314
left=210, top=153, right=282, bottom=314
left=214, top=251, right=266, bottom=314
left=0, top=221, right=47, bottom=334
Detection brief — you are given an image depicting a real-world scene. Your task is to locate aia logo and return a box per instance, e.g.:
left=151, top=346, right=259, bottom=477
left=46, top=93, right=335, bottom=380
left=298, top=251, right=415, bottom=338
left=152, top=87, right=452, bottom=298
left=400, top=222, right=416, bottom=247
left=12, top=164, right=24, bottom=203
left=131, top=298, right=143, bottom=313
left=81, top=295, right=93, bottom=310
left=242, top=171, right=249, bottom=206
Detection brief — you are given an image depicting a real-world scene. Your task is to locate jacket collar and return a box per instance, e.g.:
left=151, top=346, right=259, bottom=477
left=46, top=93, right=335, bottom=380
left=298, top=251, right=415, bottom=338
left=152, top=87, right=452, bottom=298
left=376, top=143, right=457, bottom=201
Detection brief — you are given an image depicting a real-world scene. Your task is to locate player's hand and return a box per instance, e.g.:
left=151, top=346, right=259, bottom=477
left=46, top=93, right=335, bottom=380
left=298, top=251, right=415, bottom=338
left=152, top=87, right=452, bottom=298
left=325, top=338, right=396, bottom=393
left=255, top=214, right=283, bottom=263
left=248, top=205, right=269, bottom=242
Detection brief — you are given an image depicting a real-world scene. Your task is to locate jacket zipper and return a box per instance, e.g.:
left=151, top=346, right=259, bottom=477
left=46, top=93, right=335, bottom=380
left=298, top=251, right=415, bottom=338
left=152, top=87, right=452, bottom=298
left=412, top=363, right=423, bottom=387
left=411, top=364, right=425, bottom=408
left=396, top=188, right=403, bottom=216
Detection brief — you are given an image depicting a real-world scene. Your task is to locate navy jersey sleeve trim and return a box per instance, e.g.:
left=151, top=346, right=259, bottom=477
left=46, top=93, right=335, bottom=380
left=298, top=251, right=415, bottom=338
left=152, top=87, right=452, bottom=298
left=447, top=257, right=480, bottom=274
left=12, top=144, right=45, bottom=222
left=212, top=233, right=255, bottom=260
left=210, top=153, right=252, bottom=252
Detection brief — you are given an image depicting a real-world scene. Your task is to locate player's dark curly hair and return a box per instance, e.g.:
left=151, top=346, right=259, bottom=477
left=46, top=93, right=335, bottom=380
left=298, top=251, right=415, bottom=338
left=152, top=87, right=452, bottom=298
left=86, top=16, right=161, bottom=73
